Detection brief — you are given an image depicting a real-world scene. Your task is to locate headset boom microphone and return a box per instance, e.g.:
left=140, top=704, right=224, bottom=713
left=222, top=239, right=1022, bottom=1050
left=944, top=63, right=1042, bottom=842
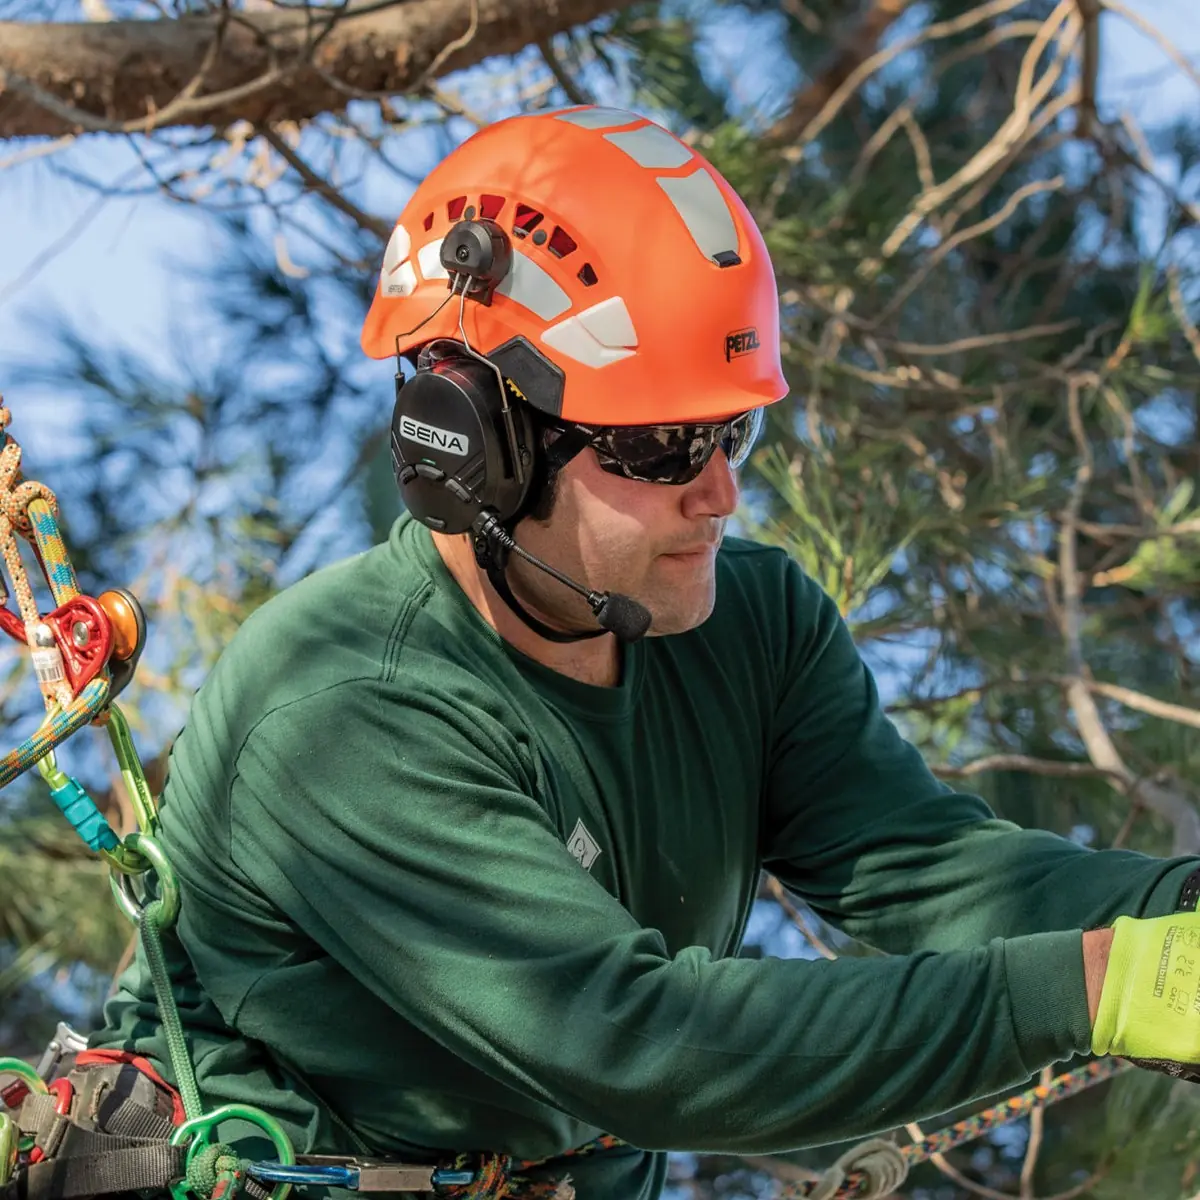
left=471, top=513, right=652, bottom=643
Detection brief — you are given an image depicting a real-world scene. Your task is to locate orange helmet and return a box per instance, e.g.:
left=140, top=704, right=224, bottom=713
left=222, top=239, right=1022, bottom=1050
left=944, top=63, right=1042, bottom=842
left=360, top=106, right=788, bottom=426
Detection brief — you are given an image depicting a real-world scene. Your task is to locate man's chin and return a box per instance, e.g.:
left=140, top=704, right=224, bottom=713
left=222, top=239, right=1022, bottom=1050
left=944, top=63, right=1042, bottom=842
left=641, top=588, right=717, bottom=637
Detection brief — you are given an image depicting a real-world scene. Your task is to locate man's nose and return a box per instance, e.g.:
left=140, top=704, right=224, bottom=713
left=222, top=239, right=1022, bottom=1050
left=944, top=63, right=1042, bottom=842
left=681, top=447, right=739, bottom=519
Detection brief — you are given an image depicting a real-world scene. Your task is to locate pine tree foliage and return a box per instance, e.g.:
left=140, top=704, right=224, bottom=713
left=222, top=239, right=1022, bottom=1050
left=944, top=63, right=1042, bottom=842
left=2, top=0, right=1200, bottom=1194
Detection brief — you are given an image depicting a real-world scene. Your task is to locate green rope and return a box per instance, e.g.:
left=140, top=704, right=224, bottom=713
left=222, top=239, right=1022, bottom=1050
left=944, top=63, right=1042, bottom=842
left=186, top=1143, right=240, bottom=1197
left=139, top=897, right=203, bottom=1122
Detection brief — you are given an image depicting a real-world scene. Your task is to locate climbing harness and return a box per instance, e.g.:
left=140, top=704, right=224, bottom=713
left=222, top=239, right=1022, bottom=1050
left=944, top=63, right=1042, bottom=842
left=0, top=398, right=1147, bottom=1200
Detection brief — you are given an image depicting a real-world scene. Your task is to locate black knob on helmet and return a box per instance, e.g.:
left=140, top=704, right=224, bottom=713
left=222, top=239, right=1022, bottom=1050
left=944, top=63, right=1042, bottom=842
left=440, top=219, right=512, bottom=305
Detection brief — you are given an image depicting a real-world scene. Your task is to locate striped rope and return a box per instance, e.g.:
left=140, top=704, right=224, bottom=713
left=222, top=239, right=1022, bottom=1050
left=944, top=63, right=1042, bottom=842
left=0, top=402, right=111, bottom=786
left=438, top=1135, right=626, bottom=1199
left=780, top=1059, right=1130, bottom=1199
left=0, top=679, right=110, bottom=789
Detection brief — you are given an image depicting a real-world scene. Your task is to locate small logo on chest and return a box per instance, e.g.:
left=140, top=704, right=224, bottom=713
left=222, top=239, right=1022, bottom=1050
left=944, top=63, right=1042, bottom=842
left=566, top=818, right=602, bottom=873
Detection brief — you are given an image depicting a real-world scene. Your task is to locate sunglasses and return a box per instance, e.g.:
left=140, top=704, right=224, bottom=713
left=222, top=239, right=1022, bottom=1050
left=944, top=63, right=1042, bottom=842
left=560, top=407, right=765, bottom=486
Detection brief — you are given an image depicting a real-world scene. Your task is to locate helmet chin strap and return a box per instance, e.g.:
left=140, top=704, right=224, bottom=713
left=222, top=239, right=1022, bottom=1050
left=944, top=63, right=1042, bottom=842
left=473, top=526, right=607, bottom=644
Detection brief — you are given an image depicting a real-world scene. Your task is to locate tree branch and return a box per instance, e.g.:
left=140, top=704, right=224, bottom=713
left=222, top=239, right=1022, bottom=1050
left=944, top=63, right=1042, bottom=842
left=1060, top=376, right=1200, bottom=854
left=767, top=0, right=918, bottom=146
left=774, top=0, right=1033, bottom=153
left=931, top=754, right=1128, bottom=784
left=1100, top=0, right=1200, bottom=94
left=1020, top=1066, right=1052, bottom=1199
left=536, top=34, right=592, bottom=106
left=1082, top=679, right=1200, bottom=731
left=883, top=319, right=1081, bottom=356
left=764, top=875, right=838, bottom=960
left=258, top=124, right=391, bottom=239
left=877, top=173, right=1068, bottom=322
left=0, top=0, right=637, bottom=138
left=880, top=3, right=1081, bottom=257
left=1076, top=0, right=1100, bottom=136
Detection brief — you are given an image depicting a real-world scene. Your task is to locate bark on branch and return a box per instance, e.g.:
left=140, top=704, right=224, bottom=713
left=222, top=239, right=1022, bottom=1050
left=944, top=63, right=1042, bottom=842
left=767, top=0, right=918, bottom=145
left=930, top=754, right=1127, bottom=784
left=0, top=0, right=635, bottom=139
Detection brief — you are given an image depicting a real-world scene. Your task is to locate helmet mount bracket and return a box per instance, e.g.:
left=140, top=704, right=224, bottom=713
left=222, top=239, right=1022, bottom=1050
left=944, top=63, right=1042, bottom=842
left=440, top=219, right=513, bottom=307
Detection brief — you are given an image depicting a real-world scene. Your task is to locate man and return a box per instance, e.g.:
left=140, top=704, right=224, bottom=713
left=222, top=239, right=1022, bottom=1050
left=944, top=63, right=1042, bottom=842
left=90, top=106, right=1200, bottom=1200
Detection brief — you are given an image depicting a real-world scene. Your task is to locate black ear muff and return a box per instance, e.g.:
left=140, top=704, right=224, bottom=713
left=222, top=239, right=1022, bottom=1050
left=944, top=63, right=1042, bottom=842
left=391, top=350, right=535, bottom=534
left=390, top=216, right=536, bottom=535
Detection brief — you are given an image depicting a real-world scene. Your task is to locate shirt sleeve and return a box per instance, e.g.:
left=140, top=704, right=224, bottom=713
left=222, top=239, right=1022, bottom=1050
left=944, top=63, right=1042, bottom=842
left=762, top=561, right=1198, bottom=959
left=229, top=672, right=1095, bottom=1155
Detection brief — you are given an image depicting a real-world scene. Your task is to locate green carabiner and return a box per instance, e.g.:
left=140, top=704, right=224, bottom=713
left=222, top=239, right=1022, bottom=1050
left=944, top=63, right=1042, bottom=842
left=104, top=703, right=159, bottom=836
left=109, top=831, right=180, bottom=928
left=0, top=1059, right=49, bottom=1097
left=169, top=1104, right=294, bottom=1200
left=0, top=1112, right=17, bottom=1189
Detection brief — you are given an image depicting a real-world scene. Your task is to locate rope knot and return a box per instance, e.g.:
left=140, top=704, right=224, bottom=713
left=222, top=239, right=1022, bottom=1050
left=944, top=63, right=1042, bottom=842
left=2, top=479, right=58, bottom=537
left=805, top=1137, right=907, bottom=1200
left=186, top=1142, right=242, bottom=1198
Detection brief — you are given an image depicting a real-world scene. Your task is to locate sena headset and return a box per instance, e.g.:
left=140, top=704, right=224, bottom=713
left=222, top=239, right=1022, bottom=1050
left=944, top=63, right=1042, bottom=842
left=388, top=216, right=652, bottom=644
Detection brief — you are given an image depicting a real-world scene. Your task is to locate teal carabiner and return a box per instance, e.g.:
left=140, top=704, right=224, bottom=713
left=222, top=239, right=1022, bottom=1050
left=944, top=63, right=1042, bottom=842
left=37, top=752, right=120, bottom=854
left=169, top=1104, right=295, bottom=1200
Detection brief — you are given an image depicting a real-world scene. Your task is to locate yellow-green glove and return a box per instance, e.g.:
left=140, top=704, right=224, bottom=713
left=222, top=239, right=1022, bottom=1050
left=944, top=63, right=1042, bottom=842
left=1093, top=913, right=1200, bottom=1072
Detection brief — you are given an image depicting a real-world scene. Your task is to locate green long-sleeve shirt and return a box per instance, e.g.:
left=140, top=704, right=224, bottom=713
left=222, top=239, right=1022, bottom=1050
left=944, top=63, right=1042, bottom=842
left=95, top=514, right=1195, bottom=1197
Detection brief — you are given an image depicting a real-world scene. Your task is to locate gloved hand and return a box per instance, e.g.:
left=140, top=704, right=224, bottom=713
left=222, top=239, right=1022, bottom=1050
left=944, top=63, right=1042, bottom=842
left=1093, top=913, right=1200, bottom=1080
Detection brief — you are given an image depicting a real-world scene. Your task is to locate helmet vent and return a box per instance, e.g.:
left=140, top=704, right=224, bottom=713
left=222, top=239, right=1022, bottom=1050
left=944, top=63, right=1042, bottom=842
left=547, top=226, right=577, bottom=259
left=577, top=262, right=598, bottom=287
left=447, top=195, right=468, bottom=221
left=479, top=194, right=505, bottom=219
left=513, top=204, right=544, bottom=237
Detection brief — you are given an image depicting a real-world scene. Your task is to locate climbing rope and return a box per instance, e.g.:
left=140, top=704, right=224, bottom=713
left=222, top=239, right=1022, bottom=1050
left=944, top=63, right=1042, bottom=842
left=783, top=1058, right=1130, bottom=1199
left=0, top=400, right=294, bottom=1200
left=0, top=404, right=114, bottom=788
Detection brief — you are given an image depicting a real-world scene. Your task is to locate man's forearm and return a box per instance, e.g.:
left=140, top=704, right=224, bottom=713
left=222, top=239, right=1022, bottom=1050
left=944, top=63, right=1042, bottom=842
left=1083, top=927, right=1114, bottom=1026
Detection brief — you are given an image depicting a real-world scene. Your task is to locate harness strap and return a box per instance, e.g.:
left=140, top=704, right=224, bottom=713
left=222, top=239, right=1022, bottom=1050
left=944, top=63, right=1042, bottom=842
left=74, top=1050, right=187, bottom=1127
left=5, top=1128, right=185, bottom=1200
left=13, top=1095, right=68, bottom=1156
left=3, top=1057, right=186, bottom=1200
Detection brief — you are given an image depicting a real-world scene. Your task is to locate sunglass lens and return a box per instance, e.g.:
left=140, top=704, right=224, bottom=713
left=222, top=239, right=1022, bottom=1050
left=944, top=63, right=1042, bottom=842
left=723, top=407, right=764, bottom=469
left=591, top=408, right=764, bottom=484
left=594, top=426, right=709, bottom=484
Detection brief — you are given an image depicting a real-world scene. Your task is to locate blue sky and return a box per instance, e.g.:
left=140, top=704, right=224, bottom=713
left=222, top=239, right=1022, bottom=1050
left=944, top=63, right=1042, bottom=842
left=0, top=0, right=1195, bottom=444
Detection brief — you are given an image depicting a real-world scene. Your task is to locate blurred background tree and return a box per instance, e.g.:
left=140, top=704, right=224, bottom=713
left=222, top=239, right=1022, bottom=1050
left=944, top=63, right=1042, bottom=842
left=2, top=0, right=1200, bottom=1196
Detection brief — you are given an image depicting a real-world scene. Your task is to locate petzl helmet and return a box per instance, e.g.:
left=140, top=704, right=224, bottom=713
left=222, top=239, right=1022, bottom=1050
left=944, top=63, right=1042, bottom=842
left=360, top=106, right=789, bottom=426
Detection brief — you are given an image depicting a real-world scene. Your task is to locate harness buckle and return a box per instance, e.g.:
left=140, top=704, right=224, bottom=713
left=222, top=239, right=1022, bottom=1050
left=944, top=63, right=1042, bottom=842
left=34, top=1021, right=88, bottom=1085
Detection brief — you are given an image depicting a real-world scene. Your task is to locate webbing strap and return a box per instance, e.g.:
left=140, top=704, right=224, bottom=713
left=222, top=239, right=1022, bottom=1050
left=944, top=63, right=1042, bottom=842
left=14, top=1095, right=63, bottom=1152
left=100, top=1099, right=175, bottom=1142
left=8, top=1063, right=184, bottom=1200
left=4, top=1131, right=185, bottom=1200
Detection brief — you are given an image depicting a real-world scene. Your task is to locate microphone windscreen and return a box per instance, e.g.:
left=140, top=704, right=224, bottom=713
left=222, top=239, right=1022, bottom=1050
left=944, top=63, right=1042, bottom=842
left=595, top=593, right=652, bottom=642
